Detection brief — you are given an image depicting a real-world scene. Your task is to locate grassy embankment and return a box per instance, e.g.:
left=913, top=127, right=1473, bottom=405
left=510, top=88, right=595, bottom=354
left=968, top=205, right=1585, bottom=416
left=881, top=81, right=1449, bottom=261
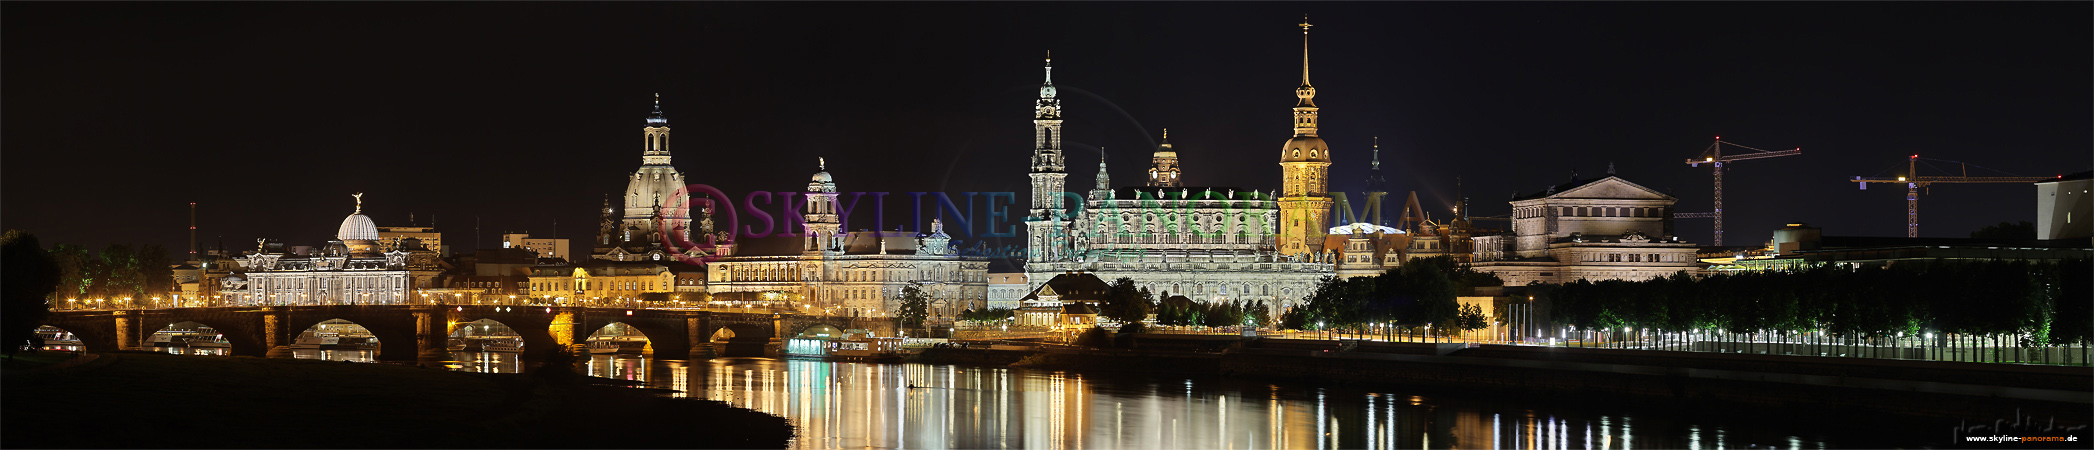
left=2, top=351, right=792, bottom=449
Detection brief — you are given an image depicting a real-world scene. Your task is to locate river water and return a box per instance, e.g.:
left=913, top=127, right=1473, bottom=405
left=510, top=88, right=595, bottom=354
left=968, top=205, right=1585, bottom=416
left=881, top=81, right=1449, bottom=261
left=418, top=352, right=1942, bottom=449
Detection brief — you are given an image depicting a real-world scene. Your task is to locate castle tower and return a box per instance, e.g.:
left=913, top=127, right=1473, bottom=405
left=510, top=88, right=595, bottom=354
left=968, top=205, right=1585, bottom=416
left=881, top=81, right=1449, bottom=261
left=1278, top=17, right=1333, bottom=256
left=1148, top=129, right=1181, bottom=187
left=1026, top=52, right=1069, bottom=263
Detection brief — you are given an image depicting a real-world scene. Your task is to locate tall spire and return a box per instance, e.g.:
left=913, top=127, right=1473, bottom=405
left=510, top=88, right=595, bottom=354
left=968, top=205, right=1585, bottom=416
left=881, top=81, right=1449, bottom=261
left=1038, top=51, right=1058, bottom=102
left=1295, top=15, right=1316, bottom=109
left=1095, top=147, right=1111, bottom=191
left=646, top=93, right=667, bottom=126
left=1289, top=15, right=1306, bottom=86
left=1371, top=137, right=1381, bottom=171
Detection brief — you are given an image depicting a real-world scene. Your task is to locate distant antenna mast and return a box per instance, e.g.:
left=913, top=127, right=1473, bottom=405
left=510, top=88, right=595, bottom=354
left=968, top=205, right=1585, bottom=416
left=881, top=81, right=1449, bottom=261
left=188, top=202, right=199, bottom=262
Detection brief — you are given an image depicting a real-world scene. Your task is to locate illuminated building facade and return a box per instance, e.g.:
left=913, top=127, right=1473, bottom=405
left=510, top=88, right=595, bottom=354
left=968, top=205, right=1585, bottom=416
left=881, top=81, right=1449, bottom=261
left=1468, top=174, right=1703, bottom=285
left=232, top=195, right=415, bottom=306
left=1021, top=42, right=1333, bottom=310
left=705, top=162, right=990, bottom=323
left=596, top=95, right=693, bottom=262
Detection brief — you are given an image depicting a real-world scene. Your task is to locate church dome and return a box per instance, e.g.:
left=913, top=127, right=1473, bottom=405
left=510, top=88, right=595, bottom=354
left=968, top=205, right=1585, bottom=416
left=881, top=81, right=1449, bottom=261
left=811, top=171, right=833, bottom=184
left=1281, top=136, right=1329, bottom=162
left=338, top=213, right=379, bottom=241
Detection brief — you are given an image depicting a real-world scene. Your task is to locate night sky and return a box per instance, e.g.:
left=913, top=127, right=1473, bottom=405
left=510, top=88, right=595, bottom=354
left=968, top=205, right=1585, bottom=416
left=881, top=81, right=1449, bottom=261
left=6, top=2, right=2088, bottom=258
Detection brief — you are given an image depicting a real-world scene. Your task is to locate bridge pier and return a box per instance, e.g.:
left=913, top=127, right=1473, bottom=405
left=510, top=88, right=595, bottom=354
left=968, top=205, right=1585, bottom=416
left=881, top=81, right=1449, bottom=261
left=686, top=316, right=714, bottom=360
left=263, top=308, right=293, bottom=358
left=413, top=306, right=448, bottom=361
left=112, top=310, right=140, bottom=351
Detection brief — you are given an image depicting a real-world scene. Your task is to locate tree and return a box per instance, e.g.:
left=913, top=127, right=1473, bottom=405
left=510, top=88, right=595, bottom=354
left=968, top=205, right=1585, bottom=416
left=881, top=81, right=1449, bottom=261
left=1100, top=277, right=1154, bottom=324
left=137, top=244, right=174, bottom=301
left=1969, top=221, right=2036, bottom=240
left=3, top=230, right=61, bottom=355
left=1075, top=326, right=1113, bottom=348
left=958, top=307, right=1014, bottom=323
left=897, top=281, right=929, bottom=334
left=49, top=244, right=90, bottom=302
left=1456, top=303, right=1489, bottom=332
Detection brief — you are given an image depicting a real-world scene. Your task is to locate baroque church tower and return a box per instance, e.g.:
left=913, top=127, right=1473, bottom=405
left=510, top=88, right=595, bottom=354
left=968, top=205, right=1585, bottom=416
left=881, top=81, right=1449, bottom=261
left=1278, top=18, right=1333, bottom=256
left=596, top=94, right=690, bottom=261
left=1148, top=129, right=1181, bottom=187
left=1026, top=53, right=1069, bottom=263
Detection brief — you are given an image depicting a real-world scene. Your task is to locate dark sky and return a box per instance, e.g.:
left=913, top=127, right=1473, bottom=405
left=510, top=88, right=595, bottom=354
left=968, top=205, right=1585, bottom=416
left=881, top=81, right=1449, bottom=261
left=6, top=2, right=2089, bottom=258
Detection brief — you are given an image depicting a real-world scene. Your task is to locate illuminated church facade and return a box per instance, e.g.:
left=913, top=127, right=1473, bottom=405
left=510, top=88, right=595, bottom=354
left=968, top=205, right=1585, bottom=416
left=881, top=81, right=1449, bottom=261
left=1022, top=23, right=1337, bottom=308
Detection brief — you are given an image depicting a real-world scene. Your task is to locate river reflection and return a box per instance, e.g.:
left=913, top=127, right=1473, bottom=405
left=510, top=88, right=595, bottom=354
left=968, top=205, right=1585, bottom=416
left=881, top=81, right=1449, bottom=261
left=618, top=358, right=1871, bottom=450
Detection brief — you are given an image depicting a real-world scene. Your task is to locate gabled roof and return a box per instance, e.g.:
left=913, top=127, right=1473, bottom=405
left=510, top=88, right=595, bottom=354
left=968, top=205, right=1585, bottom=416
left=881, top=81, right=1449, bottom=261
left=1020, top=272, right=1112, bottom=301
left=1512, top=176, right=1673, bottom=202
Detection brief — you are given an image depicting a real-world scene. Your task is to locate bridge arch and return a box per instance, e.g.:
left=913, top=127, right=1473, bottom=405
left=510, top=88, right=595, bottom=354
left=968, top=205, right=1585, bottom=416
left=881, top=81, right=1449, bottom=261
left=32, top=324, right=100, bottom=353
left=447, top=319, right=532, bottom=352
left=709, top=323, right=771, bottom=357
left=285, top=318, right=400, bottom=361
left=583, top=322, right=655, bottom=355
left=147, top=314, right=265, bottom=357
left=144, top=321, right=232, bottom=356
left=794, top=323, right=845, bottom=339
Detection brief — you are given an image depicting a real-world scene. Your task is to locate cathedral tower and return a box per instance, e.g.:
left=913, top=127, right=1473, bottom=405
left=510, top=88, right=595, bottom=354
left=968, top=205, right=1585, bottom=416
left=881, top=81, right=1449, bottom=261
left=1278, top=18, right=1333, bottom=256
left=1148, top=129, right=1181, bottom=187
left=805, top=157, right=840, bottom=255
left=1026, top=52, right=1069, bottom=263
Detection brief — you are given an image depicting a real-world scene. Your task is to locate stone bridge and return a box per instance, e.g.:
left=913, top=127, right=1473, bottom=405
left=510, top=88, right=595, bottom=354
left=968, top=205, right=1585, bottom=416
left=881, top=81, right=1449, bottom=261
left=41, top=306, right=897, bottom=361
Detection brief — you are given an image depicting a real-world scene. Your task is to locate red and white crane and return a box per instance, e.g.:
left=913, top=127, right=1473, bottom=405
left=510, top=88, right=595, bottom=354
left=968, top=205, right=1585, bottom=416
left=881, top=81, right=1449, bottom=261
left=1682, top=137, right=1802, bottom=246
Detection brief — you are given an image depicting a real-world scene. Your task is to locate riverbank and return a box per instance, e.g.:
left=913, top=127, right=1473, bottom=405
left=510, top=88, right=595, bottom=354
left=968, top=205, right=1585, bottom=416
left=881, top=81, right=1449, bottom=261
left=2, top=351, right=792, bottom=448
left=932, top=335, right=2093, bottom=425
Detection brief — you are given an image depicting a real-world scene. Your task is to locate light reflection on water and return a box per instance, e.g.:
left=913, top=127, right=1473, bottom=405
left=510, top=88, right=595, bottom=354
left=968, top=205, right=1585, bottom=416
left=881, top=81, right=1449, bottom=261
left=621, top=359, right=1853, bottom=450
left=290, top=348, right=376, bottom=362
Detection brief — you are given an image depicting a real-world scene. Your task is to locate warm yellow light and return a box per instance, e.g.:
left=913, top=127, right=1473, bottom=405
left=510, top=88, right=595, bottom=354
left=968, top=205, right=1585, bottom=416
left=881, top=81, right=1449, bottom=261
left=1898, top=176, right=1907, bottom=181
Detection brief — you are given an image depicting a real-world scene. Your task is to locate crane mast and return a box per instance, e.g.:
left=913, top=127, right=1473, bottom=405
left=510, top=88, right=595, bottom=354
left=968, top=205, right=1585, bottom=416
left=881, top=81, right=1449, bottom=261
left=1849, top=155, right=2059, bottom=237
left=1682, top=137, right=1802, bottom=246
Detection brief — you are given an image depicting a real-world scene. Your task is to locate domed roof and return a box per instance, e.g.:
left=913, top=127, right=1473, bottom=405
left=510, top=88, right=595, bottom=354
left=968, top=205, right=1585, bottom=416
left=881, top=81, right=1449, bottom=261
left=1281, top=136, right=1329, bottom=163
left=1329, top=223, right=1403, bottom=235
left=811, top=171, right=833, bottom=184
left=338, top=213, right=379, bottom=241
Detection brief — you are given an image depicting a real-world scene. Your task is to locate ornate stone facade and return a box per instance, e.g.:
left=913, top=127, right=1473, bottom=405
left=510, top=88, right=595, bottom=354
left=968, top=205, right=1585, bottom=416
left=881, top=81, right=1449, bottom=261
left=705, top=164, right=990, bottom=324
left=231, top=196, right=415, bottom=306
left=1021, top=40, right=1334, bottom=310
left=1470, top=175, right=1703, bottom=285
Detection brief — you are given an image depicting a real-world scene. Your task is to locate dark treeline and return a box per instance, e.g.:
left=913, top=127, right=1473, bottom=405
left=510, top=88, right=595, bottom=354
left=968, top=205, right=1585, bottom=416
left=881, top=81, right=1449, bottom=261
left=1153, top=298, right=1273, bottom=328
left=46, top=242, right=178, bottom=306
left=1280, top=256, right=1500, bottom=335
left=1548, top=259, right=2094, bottom=346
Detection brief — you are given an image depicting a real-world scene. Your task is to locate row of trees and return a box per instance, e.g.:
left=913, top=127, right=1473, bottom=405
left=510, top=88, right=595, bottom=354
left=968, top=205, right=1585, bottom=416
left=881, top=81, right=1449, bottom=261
left=1153, top=298, right=1273, bottom=328
left=1280, top=256, right=1499, bottom=335
left=5, top=230, right=189, bottom=355
left=47, top=243, right=179, bottom=305
left=1547, top=259, right=2093, bottom=345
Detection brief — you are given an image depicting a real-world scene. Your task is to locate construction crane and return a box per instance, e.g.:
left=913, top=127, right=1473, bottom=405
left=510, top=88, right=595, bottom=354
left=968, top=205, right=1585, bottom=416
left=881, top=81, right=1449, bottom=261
left=1850, top=155, right=2061, bottom=238
left=1682, top=137, right=1803, bottom=246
